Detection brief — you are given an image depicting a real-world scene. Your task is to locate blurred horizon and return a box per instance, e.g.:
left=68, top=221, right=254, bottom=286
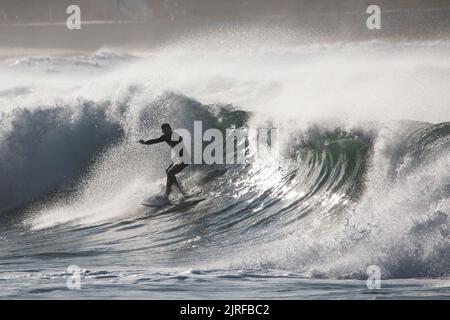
left=0, top=0, right=449, bottom=51
left=1, top=0, right=449, bottom=24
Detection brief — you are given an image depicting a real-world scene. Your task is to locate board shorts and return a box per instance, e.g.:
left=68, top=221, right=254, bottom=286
left=166, top=161, right=189, bottom=176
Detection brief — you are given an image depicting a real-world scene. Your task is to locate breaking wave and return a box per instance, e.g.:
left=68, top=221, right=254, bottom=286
left=0, top=40, right=449, bottom=280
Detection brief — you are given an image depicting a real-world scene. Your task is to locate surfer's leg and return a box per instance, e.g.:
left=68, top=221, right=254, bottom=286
left=164, top=163, right=176, bottom=198
left=167, top=163, right=189, bottom=195
left=165, top=163, right=174, bottom=175
left=172, top=176, right=184, bottom=195
left=165, top=174, right=176, bottom=198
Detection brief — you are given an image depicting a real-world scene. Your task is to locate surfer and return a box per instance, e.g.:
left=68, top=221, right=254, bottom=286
left=139, top=123, right=189, bottom=201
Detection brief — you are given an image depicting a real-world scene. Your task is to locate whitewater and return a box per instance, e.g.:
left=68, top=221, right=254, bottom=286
left=0, top=32, right=450, bottom=299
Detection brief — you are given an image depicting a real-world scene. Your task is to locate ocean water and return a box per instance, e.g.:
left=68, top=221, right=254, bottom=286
left=1, top=34, right=450, bottom=299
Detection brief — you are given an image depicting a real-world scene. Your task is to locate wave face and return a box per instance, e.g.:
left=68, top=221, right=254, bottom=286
left=0, top=37, right=450, bottom=295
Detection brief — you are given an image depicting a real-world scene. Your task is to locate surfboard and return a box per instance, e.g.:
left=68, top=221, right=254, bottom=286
left=141, top=194, right=206, bottom=208
left=141, top=194, right=171, bottom=208
left=171, top=196, right=206, bottom=206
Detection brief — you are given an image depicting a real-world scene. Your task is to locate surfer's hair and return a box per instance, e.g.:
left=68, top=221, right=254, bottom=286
left=161, top=123, right=171, bottom=130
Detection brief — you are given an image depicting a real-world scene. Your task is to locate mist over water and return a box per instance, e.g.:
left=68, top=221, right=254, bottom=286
left=0, top=28, right=449, bottom=298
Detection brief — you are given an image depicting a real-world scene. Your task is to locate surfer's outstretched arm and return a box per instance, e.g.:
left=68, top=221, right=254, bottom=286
left=139, top=135, right=165, bottom=145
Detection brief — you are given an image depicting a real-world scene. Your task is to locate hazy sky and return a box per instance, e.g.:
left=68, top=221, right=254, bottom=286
left=1, top=0, right=449, bottom=51
left=1, top=0, right=450, bottom=22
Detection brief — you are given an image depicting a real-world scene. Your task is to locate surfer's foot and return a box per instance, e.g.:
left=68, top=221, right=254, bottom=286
left=158, top=195, right=170, bottom=204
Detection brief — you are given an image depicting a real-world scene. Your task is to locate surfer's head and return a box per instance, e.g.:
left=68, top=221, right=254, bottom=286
left=161, top=123, right=172, bottom=136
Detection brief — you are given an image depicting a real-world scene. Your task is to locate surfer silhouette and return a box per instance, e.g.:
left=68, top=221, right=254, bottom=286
left=139, top=123, right=189, bottom=201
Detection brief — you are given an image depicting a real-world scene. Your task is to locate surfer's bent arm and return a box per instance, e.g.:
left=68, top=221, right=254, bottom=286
left=139, top=135, right=165, bottom=145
